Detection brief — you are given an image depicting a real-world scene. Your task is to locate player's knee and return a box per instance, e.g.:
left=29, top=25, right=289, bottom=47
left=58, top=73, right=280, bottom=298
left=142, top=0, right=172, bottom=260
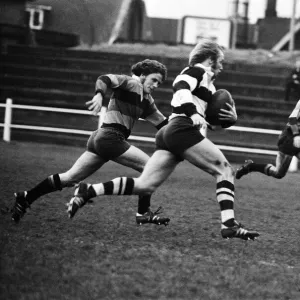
left=134, top=179, right=156, bottom=194
left=213, top=160, right=234, bottom=177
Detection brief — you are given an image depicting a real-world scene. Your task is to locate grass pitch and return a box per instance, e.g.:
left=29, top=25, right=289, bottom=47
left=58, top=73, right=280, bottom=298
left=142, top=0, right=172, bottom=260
left=1, top=141, right=300, bottom=300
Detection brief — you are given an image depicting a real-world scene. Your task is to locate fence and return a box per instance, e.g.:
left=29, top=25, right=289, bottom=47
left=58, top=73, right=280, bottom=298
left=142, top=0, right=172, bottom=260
left=0, top=98, right=298, bottom=171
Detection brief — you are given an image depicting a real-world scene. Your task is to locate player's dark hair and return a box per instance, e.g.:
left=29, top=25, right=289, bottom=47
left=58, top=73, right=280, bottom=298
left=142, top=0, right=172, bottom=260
left=189, top=40, right=223, bottom=66
left=131, top=59, right=167, bottom=81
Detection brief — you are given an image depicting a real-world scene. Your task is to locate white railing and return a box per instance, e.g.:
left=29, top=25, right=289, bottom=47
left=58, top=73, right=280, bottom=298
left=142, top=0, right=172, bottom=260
left=0, top=98, right=298, bottom=171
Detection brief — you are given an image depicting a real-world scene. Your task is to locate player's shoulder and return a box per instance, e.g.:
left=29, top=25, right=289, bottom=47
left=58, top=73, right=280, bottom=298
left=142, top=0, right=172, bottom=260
left=121, top=74, right=136, bottom=82
left=181, top=66, right=206, bottom=80
left=125, top=75, right=143, bottom=90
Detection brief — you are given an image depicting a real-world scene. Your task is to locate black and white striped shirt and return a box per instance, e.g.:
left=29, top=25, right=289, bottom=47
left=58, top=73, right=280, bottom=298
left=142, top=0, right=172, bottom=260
left=170, top=63, right=216, bottom=120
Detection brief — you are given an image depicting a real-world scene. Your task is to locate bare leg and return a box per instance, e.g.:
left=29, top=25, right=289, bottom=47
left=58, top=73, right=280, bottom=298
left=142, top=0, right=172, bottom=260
left=59, top=151, right=106, bottom=187
left=91, top=150, right=179, bottom=196
left=183, top=138, right=235, bottom=228
left=11, top=151, right=106, bottom=223
left=133, top=150, right=179, bottom=194
left=183, top=138, right=234, bottom=181
left=181, top=138, right=258, bottom=239
left=113, top=145, right=149, bottom=172
left=67, top=150, right=177, bottom=224
left=113, top=145, right=153, bottom=214
left=266, top=151, right=293, bottom=179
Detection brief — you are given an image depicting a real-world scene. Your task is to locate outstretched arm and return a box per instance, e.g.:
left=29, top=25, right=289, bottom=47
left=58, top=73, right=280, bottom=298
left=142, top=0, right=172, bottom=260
left=145, top=110, right=168, bottom=130
left=86, top=74, right=129, bottom=115
left=142, top=98, right=168, bottom=129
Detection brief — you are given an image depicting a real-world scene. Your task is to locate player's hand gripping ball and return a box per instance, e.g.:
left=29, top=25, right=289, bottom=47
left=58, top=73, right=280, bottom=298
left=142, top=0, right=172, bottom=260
left=205, top=89, right=234, bottom=127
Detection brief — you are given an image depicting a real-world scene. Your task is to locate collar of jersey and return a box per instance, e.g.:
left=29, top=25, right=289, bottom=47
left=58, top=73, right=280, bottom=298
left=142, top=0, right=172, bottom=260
left=132, top=74, right=146, bottom=101
left=132, top=74, right=141, bottom=82
left=194, top=63, right=214, bottom=77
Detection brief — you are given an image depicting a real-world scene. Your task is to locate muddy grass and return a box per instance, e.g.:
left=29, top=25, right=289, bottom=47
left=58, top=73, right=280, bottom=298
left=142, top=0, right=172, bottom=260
left=1, top=140, right=300, bottom=299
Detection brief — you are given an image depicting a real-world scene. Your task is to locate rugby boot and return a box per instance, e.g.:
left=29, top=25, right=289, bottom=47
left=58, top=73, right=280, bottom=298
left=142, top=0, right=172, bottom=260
left=235, top=160, right=254, bottom=180
left=221, top=220, right=259, bottom=240
left=67, top=182, right=90, bottom=219
left=136, top=206, right=170, bottom=226
left=11, top=192, right=30, bottom=223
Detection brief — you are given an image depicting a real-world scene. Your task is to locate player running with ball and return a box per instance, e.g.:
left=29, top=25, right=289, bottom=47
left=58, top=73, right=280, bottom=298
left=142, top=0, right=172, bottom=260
left=67, top=40, right=259, bottom=241
left=236, top=99, right=300, bottom=180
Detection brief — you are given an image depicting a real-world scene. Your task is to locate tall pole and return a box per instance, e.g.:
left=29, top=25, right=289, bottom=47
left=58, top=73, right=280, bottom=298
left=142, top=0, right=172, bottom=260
left=289, top=0, right=297, bottom=53
left=231, top=0, right=239, bottom=49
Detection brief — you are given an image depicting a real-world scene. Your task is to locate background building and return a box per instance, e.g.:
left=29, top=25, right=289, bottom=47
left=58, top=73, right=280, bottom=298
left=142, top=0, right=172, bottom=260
left=1, top=0, right=300, bottom=50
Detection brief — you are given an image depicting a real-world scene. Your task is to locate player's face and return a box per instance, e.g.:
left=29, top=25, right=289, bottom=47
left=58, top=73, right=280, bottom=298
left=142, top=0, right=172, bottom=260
left=212, top=51, right=224, bottom=77
left=141, top=73, right=163, bottom=94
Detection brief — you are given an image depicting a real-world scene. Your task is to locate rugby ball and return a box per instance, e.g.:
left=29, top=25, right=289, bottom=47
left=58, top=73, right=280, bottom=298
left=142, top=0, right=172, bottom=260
left=205, top=89, right=234, bottom=126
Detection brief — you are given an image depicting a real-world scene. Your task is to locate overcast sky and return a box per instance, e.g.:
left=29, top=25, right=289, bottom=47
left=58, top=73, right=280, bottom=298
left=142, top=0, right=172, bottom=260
left=144, top=0, right=299, bottom=24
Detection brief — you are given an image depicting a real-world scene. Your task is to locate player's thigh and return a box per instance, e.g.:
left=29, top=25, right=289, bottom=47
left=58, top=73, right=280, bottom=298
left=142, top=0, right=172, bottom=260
left=113, top=145, right=150, bottom=172
left=183, top=138, right=231, bottom=177
left=135, top=150, right=179, bottom=192
left=60, top=151, right=106, bottom=184
left=275, top=151, right=293, bottom=174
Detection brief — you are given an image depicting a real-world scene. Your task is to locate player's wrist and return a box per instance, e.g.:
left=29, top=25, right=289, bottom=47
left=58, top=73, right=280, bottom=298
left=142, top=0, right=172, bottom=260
left=95, top=89, right=105, bottom=97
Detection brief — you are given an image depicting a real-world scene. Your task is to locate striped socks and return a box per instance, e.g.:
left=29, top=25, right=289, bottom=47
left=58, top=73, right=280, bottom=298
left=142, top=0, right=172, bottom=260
left=216, top=180, right=235, bottom=228
left=92, top=177, right=135, bottom=196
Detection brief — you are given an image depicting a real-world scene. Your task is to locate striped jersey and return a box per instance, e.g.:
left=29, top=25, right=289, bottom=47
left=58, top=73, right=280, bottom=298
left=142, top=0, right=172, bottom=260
left=169, top=63, right=216, bottom=120
left=288, top=99, right=300, bottom=128
left=95, top=74, right=165, bottom=138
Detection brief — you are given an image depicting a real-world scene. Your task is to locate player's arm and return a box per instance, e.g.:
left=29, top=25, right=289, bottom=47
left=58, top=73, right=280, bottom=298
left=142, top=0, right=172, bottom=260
left=218, top=101, right=237, bottom=128
left=95, top=74, right=128, bottom=93
left=142, top=98, right=168, bottom=129
left=86, top=74, right=128, bottom=115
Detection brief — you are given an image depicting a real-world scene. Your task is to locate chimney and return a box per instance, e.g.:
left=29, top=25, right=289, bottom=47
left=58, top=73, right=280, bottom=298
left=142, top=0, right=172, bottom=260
left=265, top=0, right=277, bottom=18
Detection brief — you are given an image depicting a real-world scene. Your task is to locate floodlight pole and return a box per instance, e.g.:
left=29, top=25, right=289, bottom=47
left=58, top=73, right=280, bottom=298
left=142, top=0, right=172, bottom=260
left=230, top=0, right=239, bottom=49
left=289, top=0, right=297, bottom=53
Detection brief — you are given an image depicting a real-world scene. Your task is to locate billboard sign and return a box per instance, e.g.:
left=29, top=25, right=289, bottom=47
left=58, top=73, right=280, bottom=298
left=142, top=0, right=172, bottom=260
left=181, top=16, right=232, bottom=48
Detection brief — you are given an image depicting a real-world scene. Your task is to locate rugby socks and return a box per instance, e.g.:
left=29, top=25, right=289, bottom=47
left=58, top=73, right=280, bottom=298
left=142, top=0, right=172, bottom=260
left=216, top=180, right=235, bottom=228
left=91, top=179, right=151, bottom=214
left=26, top=174, right=62, bottom=204
left=92, top=177, right=135, bottom=196
left=137, top=195, right=151, bottom=215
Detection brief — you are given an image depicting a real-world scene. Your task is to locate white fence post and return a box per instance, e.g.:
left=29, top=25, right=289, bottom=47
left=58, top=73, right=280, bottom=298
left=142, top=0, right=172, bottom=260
left=98, top=106, right=107, bottom=128
left=289, top=156, right=298, bottom=172
left=3, top=98, right=13, bottom=142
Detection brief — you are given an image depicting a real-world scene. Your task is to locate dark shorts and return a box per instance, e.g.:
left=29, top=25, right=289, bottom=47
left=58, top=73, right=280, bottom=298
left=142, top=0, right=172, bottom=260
left=155, top=116, right=205, bottom=160
left=277, top=126, right=300, bottom=156
left=87, top=127, right=130, bottom=161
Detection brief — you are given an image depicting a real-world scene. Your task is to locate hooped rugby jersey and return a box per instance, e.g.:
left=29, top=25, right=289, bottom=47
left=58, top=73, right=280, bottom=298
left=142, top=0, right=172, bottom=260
left=288, top=99, right=300, bottom=128
left=169, top=63, right=216, bottom=120
left=95, top=74, right=165, bottom=138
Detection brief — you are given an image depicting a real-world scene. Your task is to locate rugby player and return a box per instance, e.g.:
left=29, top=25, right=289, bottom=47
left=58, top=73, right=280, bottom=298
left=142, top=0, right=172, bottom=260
left=236, top=99, right=300, bottom=180
left=67, top=41, right=259, bottom=240
left=11, top=59, right=170, bottom=226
